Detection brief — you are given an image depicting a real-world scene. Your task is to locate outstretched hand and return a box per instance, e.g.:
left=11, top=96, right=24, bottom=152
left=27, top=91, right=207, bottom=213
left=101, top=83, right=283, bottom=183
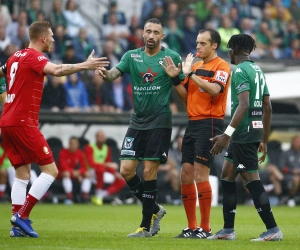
left=182, top=53, right=194, bottom=75
left=160, top=56, right=181, bottom=78
left=86, top=49, right=110, bottom=70
left=210, top=134, right=231, bottom=156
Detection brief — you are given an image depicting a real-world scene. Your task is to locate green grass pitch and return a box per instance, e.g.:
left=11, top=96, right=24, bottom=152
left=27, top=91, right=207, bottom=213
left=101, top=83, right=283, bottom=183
left=0, top=204, right=299, bottom=250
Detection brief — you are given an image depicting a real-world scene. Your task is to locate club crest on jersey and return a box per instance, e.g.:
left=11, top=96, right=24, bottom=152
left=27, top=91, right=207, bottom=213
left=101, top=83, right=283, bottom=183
left=140, top=67, right=158, bottom=83
left=158, top=58, right=164, bottom=65
left=215, top=70, right=228, bottom=84
left=124, top=137, right=134, bottom=149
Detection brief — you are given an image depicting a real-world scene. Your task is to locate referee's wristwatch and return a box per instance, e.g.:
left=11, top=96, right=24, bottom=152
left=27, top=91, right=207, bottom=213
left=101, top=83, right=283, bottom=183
left=187, top=71, right=194, bottom=77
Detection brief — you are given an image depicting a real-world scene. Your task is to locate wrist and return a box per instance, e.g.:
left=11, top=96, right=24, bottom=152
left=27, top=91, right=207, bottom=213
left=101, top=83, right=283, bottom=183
left=187, top=71, right=194, bottom=77
left=171, top=75, right=181, bottom=86
left=224, top=125, right=235, bottom=137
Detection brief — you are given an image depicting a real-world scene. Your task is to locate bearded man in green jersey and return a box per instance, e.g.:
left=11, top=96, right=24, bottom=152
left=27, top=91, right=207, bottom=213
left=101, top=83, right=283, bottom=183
left=96, top=18, right=185, bottom=237
left=209, top=34, right=283, bottom=241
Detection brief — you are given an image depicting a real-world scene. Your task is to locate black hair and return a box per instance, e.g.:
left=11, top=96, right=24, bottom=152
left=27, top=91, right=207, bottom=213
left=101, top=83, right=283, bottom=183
left=198, top=28, right=221, bottom=49
left=144, top=18, right=164, bottom=28
left=227, top=34, right=256, bottom=55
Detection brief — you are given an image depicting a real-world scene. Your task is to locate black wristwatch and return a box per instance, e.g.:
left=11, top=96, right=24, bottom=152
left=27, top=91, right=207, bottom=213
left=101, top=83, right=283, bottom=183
left=187, top=71, right=194, bottom=77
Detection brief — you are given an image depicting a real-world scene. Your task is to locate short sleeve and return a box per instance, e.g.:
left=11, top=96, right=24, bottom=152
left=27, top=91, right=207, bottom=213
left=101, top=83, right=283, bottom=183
left=30, top=53, right=49, bottom=76
left=233, top=67, right=250, bottom=94
left=211, top=62, right=231, bottom=88
left=115, top=52, right=130, bottom=74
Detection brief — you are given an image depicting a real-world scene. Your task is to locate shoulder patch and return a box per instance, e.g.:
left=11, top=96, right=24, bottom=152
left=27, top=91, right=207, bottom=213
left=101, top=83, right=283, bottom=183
left=237, top=82, right=247, bottom=91
left=215, top=70, right=229, bottom=84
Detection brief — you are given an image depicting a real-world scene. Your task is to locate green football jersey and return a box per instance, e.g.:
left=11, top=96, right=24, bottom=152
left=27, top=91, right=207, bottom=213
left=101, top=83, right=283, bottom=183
left=0, top=77, right=6, bottom=94
left=231, top=60, right=270, bottom=143
left=116, top=46, right=185, bottom=130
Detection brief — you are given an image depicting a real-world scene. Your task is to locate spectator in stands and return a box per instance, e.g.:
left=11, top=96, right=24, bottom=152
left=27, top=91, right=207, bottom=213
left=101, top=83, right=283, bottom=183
left=239, top=17, right=255, bottom=35
left=86, top=72, right=105, bottom=112
left=128, top=15, right=141, bottom=36
left=0, top=2, right=12, bottom=27
left=101, top=76, right=133, bottom=113
left=6, top=10, right=29, bottom=44
left=266, top=0, right=292, bottom=21
left=48, top=0, right=67, bottom=29
left=228, top=6, right=241, bottom=29
left=205, top=5, right=222, bottom=30
left=62, top=44, right=81, bottom=64
left=36, top=10, right=46, bottom=22
left=64, top=73, right=91, bottom=112
left=0, top=24, right=10, bottom=53
left=0, top=44, right=18, bottom=66
left=41, top=75, right=67, bottom=112
left=249, top=0, right=269, bottom=9
left=195, top=0, right=213, bottom=23
left=163, top=1, right=182, bottom=28
left=146, top=4, right=164, bottom=22
left=217, top=15, right=240, bottom=56
left=63, top=0, right=86, bottom=38
left=289, top=0, right=300, bottom=22
left=102, top=39, right=121, bottom=69
left=164, top=18, right=184, bottom=56
left=10, top=25, right=29, bottom=49
left=282, top=38, right=300, bottom=59
left=217, top=0, right=234, bottom=15
left=127, top=28, right=144, bottom=51
left=182, top=15, right=199, bottom=55
left=102, top=13, right=130, bottom=52
left=140, top=0, right=164, bottom=26
left=58, top=136, right=92, bottom=204
left=281, top=135, right=300, bottom=207
left=53, top=25, right=72, bottom=60
left=27, top=0, right=42, bottom=25
left=102, top=0, right=126, bottom=25
left=72, top=28, right=98, bottom=61
left=237, top=0, right=255, bottom=19
left=84, top=130, right=126, bottom=205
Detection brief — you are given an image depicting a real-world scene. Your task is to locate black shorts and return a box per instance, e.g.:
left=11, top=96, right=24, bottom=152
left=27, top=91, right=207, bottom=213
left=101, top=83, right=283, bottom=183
left=225, top=142, right=260, bottom=173
left=181, top=118, right=224, bottom=168
left=119, top=128, right=172, bottom=164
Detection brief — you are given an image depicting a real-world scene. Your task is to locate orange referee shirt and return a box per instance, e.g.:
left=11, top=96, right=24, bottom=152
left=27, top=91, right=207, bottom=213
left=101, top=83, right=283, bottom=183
left=182, top=57, right=231, bottom=120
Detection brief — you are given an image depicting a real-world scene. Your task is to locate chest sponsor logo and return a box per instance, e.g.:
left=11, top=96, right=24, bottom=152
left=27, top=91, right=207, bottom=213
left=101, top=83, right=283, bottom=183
left=249, top=108, right=263, bottom=117
left=215, top=70, right=229, bottom=84
left=252, top=121, right=263, bottom=128
left=38, top=55, right=47, bottom=61
left=131, top=54, right=141, bottom=58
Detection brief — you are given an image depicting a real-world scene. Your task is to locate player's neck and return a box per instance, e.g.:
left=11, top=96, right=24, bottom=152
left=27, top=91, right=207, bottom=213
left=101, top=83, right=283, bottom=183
left=28, top=43, right=43, bottom=53
left=144, top=46, right=161, bottom=57
left=235, top=56, right=250, bottom=65
left=203, top=54, right=217, bottom=64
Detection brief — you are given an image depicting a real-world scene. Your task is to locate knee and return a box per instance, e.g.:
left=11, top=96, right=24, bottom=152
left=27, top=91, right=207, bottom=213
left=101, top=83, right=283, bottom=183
left=120, top=164, right=134, bottom=181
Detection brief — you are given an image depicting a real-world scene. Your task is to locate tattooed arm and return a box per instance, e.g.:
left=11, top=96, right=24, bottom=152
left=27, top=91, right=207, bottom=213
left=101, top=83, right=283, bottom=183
left=100, top=67, right=122, bottom=82
left=43, top=50, right=109, bottom=76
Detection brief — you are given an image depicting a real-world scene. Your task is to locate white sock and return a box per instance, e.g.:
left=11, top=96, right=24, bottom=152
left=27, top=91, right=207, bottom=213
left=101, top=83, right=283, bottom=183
left=81, top=178, right=92, bottom=194
left=6, top=166, right=15, bottom=188
left=0, top=184, right=6, bottom=192
left=62, top=177, right=73, bottom=194
left=28, top=173, right=55, bottom=200
left=30, top=170, right=38, bottom=185
left=11, top=178, right=29, bottom=205
left=96, top=189, right=108, bottom=198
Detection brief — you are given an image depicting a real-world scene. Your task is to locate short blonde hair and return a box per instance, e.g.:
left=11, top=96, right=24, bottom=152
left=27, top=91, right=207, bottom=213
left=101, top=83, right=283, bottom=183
left=28, top=21, right=51, bottom=41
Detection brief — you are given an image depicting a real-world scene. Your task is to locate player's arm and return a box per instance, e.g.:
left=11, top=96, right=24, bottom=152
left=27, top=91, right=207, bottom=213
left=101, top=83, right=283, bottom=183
left=182, top=53, right=222, bottom=96
left=43, top=50, right=109, bottom=76
left=262, top=95, right=272, bottom=144
left=95, top=66, right=122, bottom=82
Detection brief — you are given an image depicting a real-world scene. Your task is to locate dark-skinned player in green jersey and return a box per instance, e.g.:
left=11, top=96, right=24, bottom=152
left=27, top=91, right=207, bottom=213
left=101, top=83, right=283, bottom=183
left=96, top=18, right=185, bottom=237
left=209, top=34, right=283, bottom=241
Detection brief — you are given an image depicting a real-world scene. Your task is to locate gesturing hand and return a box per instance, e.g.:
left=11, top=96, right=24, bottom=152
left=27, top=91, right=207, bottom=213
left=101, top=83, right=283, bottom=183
left=182, top=53, right=194, bottom=75
left=160, top=56, right=181, bottom=78
left=86, top=50, right=110, bottom=70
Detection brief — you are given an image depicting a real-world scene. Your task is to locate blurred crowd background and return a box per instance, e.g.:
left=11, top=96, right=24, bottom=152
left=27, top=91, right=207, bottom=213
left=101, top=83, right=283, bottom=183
left=0, top=0, right=300, bottom=207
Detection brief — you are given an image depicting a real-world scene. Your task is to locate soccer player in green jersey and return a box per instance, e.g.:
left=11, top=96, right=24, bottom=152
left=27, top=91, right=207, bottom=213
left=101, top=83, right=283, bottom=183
left=209, top=34, right=283, bottom=241
left=96, top=18, right=185, bottom=237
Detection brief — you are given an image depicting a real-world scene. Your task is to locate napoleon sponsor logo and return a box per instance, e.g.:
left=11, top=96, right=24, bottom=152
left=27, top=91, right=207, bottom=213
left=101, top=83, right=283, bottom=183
left=252, top=121, right=263, bottom=128
left=237, top=82, right=247, bottom=91
left=215, top=70, right=229, bottom=84
left=249, top=108, right=263, bottom=117
left=133, top=86, right=161, bottom=91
